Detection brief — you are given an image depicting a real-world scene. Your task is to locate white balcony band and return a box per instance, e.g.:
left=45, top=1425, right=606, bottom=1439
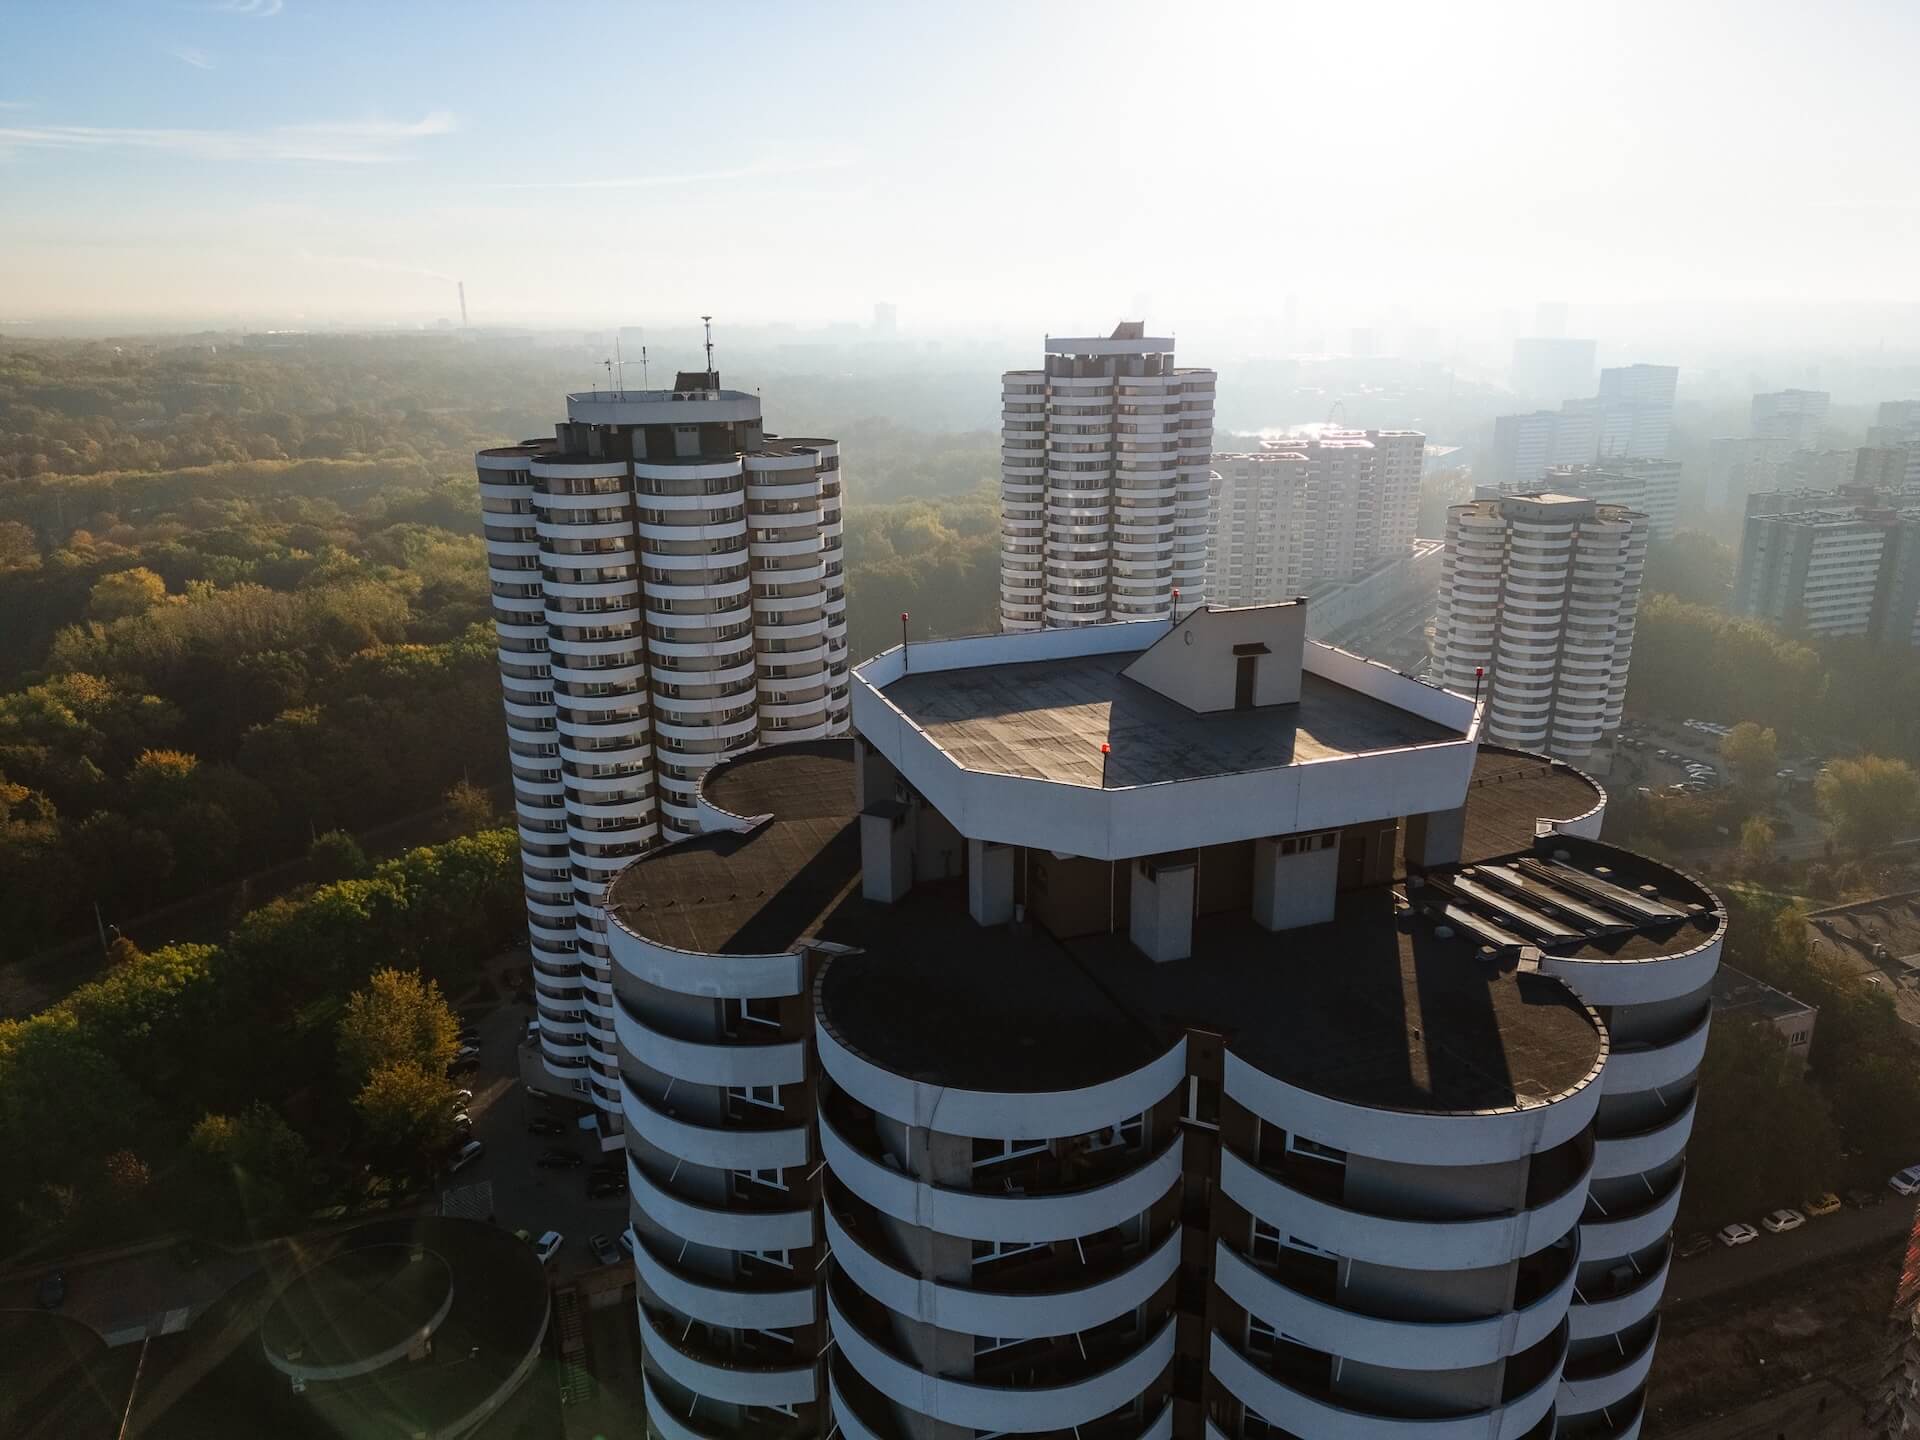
left=820, top=1108, right=1185, bottom=1245
left=1213, top=1240, right=1575, bottom=1372
left=614, top=1002, right=806, bottom=1089
left=1579, top=1172, right=1685, bottom=1262
left=1539, top=937, right=1722, bottom=1007
left=628, top=1155, right=814, bottom=1253
left=828, top=1287, right=1175, bottom=1434
left=1559, top=1321, right=1659, bottom=1415
left=622, top=1078, right=810, bottom=1171
left=1218, top=1149, right=1591, bottom=1271
left=1223, top=1052, right=1602, bottom=1167
left=609, top=928, right=806, bottom=1000
left=632, top=1238, right=815, bottom=1330
left=1600, top=1014, right=1711, bottom=1095
left=1568, top=1251, right=1671, bottom=1340
left=816, top=1023, right=1185, bottom=1141
left=1591, top=1095, right=1697, bottom=1180
left=635, top=1294, right=816, bottom=1408
left=1207, top=1328, right=1564, bottom=1440
left=824, top=1199, right=1181, bottom=1340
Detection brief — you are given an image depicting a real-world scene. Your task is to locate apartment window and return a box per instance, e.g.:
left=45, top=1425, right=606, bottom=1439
left=733, top=1167, right=787, bottom=1195
left=727, top=1083, right=784, bottom=1112
left=972, top=1237, right=1047, bottom=1267
left=742, top=1247, right=794, bottom=1271
left=724, top=996, right=782, bottom=1033
left=973, top=1136, right=1048, bottom=1169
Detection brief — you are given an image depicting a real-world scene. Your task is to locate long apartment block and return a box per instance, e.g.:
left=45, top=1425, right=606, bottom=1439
left=478, top=372, right=850, bottom=1121
left=1000, top=323, right=1215, bottom=631
left=605, top=601, right=1721, bottom=1440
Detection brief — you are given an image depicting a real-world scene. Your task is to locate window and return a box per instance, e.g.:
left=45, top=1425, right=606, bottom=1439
left=972, top=1237, right=1047, bottom=1267
left=972, top=1137, right=1048, bottom=1170
left=727, top=1083, right=784, bottom=1112
left=723, top=996, right=782, bottom=1033
left=742, top=1247, right=793, bottom=1271
left=733, top=1167, right=787, bottom=1195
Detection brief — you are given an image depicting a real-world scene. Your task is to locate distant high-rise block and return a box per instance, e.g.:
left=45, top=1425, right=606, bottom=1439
left=1594, top=364, right=1678, bottom=459
left=1511, top=335, right=1596, bottom=405
left=1434, top=491, right=1648, bottom=766
left=1000, top=324, right=1215, bottom=631
left=1733, top=485, right=1920, bottom=647
left=1537, top=458, right=1682, bottom=540
left=1207, top=430, right=1425, bottom=607
left=1751, top=389, right=1830, bottom=450
left=476, top=373, right=850, bottom=1124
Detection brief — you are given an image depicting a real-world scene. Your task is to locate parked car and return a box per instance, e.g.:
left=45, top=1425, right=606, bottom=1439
left=536, top=1148, right=584, bottom=1170
left=587, top=1172, right=627, bottom=1199
left=1717, top=1222, right=1759, bottom=1247
left=453, top=1043, right=480, bottom=1063
left=1676, top=1232, right=1715, bottom=1260
left=458, top=1026, right=481, bottom=1045
left=1846, top=1187, right=1885, bottom=1209
left=590, top=1233, right=622, bottom=1266
left=1807, top=1192, right=1842, bottom=1218
left=1761, top=1208, right=1806, bottom=1234
left=449, top=1111, right=473, bottom=1132
left=35, top=1270, right=66, bottom=1309
left=527, top=1116, right=566, bottom=1136
left=448, top=1139, right=486, bottom=1174
left=1890, top=1165, right=1920, bottom=1195
left=450, top=1089, right=474, bottom=1107
left=533, top=1231, right=564, bottom=1265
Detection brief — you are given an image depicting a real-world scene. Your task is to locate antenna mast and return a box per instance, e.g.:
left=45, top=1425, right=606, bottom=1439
left=613, top=336, right=626, bottom=395
left=702, top=315, right=715, bottom=380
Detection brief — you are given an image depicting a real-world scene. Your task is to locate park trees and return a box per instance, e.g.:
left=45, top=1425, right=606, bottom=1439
left=1816, top=755, right=1920, bottom=853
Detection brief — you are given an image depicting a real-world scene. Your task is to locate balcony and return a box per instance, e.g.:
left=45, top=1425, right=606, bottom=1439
left=628, top=1153, right=814, bottom=1253
left=636, top=1298, right=816, bottom=1409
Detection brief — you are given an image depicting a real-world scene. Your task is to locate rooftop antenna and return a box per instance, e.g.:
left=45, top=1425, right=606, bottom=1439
left=601, top=356, right=614, bottom=393
left=614, top=336, right=626, bottom=395
left=640, top=341, right=649, bottom=389
left=702, top=315, right=715, bottom=380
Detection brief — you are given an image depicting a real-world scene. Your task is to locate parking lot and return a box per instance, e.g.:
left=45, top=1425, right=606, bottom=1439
left=447, top=996, right=630, bottom=1283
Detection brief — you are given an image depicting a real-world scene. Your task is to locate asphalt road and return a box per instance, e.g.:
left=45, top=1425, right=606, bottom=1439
left=1665, top=1194, right=1913, bottom=1306
left=445, top=997, right=629, bottom=1284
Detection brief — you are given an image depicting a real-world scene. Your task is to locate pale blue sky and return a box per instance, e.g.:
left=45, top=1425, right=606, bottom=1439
left=2, top=1, right=1917, bottom=332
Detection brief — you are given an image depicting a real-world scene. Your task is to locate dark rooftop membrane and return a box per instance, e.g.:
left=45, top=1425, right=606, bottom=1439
left=879, top=650, right=1459, bottom=788
left=609, top=742, right=1721, bottom=1112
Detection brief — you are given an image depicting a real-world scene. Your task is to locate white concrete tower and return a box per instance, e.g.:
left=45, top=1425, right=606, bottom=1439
left=477, top=365, right=849, bottom=1128
left=1433, top=493, right=1648, bottom=769
left=1000, top=323, right=1215, bottom=631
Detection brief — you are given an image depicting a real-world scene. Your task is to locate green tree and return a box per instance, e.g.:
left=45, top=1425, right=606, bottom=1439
left=86, top=566, right=168, bottom=621
left=1681, top=1018, right=1840, bottom=1226
left=337, top=967, right=458, bottom=1085
left=188, top=1102, right=312, bottom=1226
left=354, top=1060, right=453, bottom=1161
left=443, top=777, right=495, bottom=832
left=1720, top=722, right=1779, bottom=795
left=1740, top=815, right=1776, bottom=870
left=1816, top=754, right=1920, bottom=853
left=308, top=828, right=369, bottom=881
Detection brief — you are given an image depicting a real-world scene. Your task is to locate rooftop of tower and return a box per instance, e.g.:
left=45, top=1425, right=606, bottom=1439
left=604, top=738, right=1719, bottom=1113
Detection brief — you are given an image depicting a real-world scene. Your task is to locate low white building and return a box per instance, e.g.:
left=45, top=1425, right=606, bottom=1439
left=603, top=602, right=1722, bottom=1440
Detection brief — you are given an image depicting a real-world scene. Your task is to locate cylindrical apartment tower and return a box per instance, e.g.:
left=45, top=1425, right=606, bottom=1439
left=999, top=323, right=1216, bottom=631
left=478, top=369, right=849, bottom=1126
left=1433, top=493, right=1647, bottom=769
left=601, top=606, right=1723, bottom=1440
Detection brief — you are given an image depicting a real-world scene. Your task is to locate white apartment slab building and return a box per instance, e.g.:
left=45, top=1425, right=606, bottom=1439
left=1489, top=366, right=1678, bottom=491
left=478, top=371, right=850, bottom=1122
left=605, top=602, right=1722, bottom=1440
left=1000, top=324, right=1215, bottom=631
left=1538, top=459, right=1682, bottom=541
left=1732, top=487, right=1920, bottom=647
left=1206, top=429, right=1425, bottom=607
left=1434, top=493, right=1649, bottom=767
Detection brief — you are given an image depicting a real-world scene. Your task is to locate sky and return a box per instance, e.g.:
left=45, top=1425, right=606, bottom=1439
left=2, top=0, right=1918, bottom=337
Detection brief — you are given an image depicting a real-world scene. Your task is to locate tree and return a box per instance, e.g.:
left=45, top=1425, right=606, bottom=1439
left=1720, top=722, right=1779, bottom=795
left=1740, top=815, right=1776, bottom=870
left=86, top=566, right=168, bottom=621
left=443, top=777, right=496, bottom=832
left=188, top=1102, right=312, bottom=1226
left=1681, top=1018, right=1840, bottom=1227
left=337, top=967, right=458, bottom=1085
left=1816, top=754, right=1920, bottom=853
left=354, top=1060, right=453, bottom=1161
left=308, top=828, right=369, bottom=881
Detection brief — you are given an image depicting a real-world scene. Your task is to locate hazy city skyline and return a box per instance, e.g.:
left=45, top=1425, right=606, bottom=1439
left=4, top=1, right=1919, bottom=340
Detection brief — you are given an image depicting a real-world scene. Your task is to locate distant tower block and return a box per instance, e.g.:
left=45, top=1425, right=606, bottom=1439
left=457, top=282, right=468, bottom=329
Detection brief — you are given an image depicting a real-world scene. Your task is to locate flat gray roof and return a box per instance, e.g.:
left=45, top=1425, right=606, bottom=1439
left=881, top=651, right=1457, bottom=789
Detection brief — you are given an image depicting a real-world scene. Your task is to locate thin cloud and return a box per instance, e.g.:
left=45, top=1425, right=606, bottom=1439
left=165, top=45, right=216, bottom=70
left=0, top=111, right=453, bottom=164
left=205, top=0, right=284, bottom=14
left=485, top=149, right=855, bottom=191
left=0, top=101, right=31, bottom=111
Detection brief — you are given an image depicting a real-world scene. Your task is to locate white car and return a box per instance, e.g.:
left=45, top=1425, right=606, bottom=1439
left=533, top=1230, right=564, bottom=1265
left=447, top=1139, right=485, bottom=1174
left=1761, top=1208, right=1805, bottom=1234
left=1717, top=1222, right=1759, bottom=1247
left=1890, top=1166, right=1920, bottom=1196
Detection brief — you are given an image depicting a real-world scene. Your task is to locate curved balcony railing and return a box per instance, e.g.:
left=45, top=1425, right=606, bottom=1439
left=636, top=1298, right=816, bottom=1409
left=628, top=1153, right=813, bottom=1253
left=615, top=998, right=806, bottom=1089
left=1212, top=1239, right=1574, bottom=1372
left=1568, top=1245, right=1670, bottom=1341
left=827, top=1283, right=1175, bottom=1434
